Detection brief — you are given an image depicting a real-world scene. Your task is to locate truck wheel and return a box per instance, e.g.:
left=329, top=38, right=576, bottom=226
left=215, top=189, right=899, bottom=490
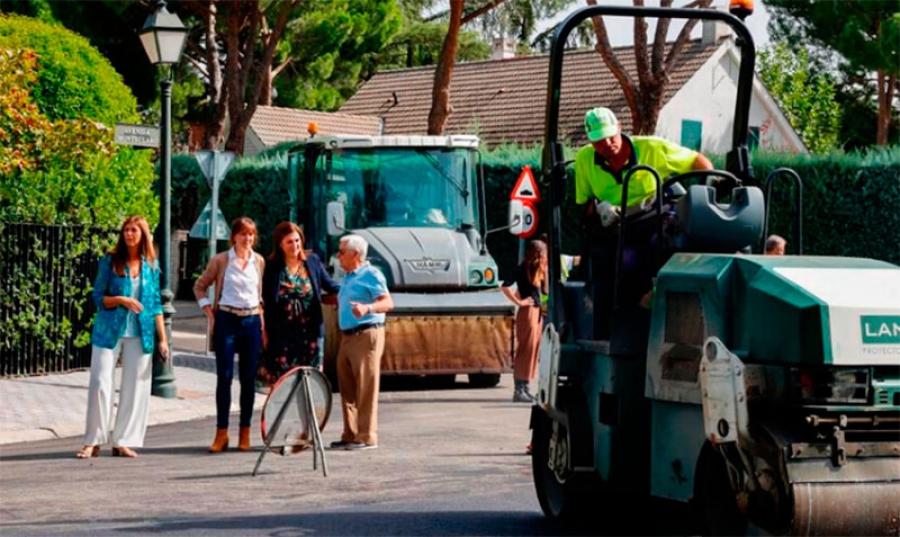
left=693, top=442, right=748, bottom=536
left=467, top=373, right=501, bottom=388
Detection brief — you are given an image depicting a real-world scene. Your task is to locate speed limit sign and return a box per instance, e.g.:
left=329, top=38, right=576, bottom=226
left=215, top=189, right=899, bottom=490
left=509, top=199, right=538, bottom=238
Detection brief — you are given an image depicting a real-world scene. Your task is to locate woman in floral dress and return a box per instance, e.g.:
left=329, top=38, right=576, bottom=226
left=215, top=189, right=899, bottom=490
left=258, top=222, right=340, bottom=391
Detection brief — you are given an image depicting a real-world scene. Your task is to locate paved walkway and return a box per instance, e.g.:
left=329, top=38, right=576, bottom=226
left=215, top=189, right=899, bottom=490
left=0, top=300, right=257, bottom=446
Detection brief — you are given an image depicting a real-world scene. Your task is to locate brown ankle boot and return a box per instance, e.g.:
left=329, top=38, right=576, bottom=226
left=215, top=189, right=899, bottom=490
left=208, top=428, right=229, bottom=453
left=238, top=426, right=251, bottom=451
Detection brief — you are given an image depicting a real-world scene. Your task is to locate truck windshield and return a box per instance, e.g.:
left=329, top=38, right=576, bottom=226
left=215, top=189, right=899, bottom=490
left=327, top=147, right=479, bottom=229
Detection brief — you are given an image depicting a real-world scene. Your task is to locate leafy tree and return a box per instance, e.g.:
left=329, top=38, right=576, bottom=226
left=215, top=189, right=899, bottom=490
left=474, top=0, right=574, bottom=50
left=176, top=0, right=303, bottom=153
left=0, top=14, right=155, bottom=228
left=271, top=0, right=403, bottom=111
left=378, top=7, right=490, bottom=69
left=427, top=1, right=515, bottom=135
left=583, top=0, right=715, bottom=136
left=425, top=0, right=573, bottom=134
left=758, top=43, right=840, bottom=154
left=176, top=0, right=400, bottom=151
left=766, top=0, right=899, bottom=146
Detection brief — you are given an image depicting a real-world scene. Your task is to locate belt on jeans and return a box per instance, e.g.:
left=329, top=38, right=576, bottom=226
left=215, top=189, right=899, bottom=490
left=217, top=305, right=261, bottom=317
left=341, top=322, right=384, bottom=336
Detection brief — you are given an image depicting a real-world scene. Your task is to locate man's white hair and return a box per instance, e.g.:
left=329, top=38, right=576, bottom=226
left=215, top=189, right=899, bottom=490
left=341, top=234, right=369, bottom=261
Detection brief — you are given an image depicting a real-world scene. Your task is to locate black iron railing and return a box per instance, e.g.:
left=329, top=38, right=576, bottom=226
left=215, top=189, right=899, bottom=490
left=1, top=223, right=114, bottom=376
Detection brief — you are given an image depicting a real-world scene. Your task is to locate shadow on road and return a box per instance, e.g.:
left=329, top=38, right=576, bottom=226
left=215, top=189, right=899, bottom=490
left=3, top=511, right=575, bottom=536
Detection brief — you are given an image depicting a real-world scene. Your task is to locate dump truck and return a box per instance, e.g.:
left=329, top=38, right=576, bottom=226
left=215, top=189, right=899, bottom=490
left=517, top=4, right=900, bottom=535
left=287, top=134, right=515, bottom=388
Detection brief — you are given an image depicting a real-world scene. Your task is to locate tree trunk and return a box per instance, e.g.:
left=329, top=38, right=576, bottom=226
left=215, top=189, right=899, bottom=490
left=259, top=70, right=274, bottom=106
left=222, top=0, right=295, bottom=154
left=427, top=1, right=464, bottom=135
left=586, top=0, right=712, bottom=135
left=182, top=0, right=297, bottom=153
left=875, top=69, right=894, bottom=146
left=199, top=0, right=225, bottom=150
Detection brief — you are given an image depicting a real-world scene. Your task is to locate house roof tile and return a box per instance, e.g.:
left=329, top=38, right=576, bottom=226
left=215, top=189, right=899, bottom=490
left=249, top=106, right=382, bottom=147
left=340, top=39, right=723, bottom=147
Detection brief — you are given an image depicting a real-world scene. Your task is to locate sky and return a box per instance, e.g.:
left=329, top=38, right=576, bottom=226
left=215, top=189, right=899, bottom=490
left=540, top=0, right=772, bottom=48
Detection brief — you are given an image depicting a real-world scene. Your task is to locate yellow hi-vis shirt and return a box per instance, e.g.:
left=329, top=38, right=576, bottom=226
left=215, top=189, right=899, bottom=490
left=575, top=135, right=699, bottom=208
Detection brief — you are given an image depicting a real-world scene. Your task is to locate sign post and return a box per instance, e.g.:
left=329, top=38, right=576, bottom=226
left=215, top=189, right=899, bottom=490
left=195, top=151, right=235, bottom=261
left=195, top=151, right=235, bottom=355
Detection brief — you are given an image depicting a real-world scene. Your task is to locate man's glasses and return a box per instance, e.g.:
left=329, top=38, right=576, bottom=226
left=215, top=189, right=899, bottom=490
left=337, top=248, right=352, bottom=256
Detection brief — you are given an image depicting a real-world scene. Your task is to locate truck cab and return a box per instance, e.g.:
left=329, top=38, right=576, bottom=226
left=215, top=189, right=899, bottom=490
left=288, top=135, right=515, bottom=387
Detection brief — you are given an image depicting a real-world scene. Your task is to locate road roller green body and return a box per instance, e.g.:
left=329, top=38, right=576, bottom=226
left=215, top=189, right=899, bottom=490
left=526, top=4, right=900, bottom=535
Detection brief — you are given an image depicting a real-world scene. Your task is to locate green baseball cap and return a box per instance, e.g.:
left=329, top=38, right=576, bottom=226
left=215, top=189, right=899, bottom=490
left=584, top=107, right=619, bottom=142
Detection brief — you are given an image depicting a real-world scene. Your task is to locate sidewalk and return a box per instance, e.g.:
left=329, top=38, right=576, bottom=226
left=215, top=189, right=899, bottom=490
left=0, top=300, right=256, bottom=446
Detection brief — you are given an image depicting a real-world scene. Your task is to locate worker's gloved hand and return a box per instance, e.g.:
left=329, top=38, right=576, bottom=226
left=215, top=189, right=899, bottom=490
left=595, top=200, right=620, bottom=227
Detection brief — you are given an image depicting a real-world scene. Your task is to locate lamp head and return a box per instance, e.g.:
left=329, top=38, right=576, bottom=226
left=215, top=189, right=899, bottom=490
left=140, top=1, right=189, bottom=66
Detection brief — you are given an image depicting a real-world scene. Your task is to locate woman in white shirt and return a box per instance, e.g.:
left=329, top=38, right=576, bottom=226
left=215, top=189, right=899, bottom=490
left=193, top=217, right=266, bottom=453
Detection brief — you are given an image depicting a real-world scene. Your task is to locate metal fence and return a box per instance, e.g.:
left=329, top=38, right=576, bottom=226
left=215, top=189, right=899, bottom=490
left=1, top=223, right=112, bottom=376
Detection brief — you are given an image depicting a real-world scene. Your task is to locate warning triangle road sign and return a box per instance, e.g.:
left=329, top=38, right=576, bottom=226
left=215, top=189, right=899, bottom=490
left=510, top=165, right=540, bottom=202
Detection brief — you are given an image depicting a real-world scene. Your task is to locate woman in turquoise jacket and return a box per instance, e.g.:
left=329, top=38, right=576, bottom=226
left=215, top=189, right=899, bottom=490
left=75, top=216, right=169, bottom=459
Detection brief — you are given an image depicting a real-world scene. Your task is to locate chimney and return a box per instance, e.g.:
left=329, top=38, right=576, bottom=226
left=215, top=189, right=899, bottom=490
left=491, top=37, right=516, bottom=60
left=701, top=8, right=731, bottom=45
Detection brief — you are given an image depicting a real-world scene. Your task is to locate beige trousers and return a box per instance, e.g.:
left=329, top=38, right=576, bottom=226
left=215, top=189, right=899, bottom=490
left=514, top=306, right=542, bottom=382
left=336, top=327, right=385, bottom=446
left=84, top=338, right=152, bottom=447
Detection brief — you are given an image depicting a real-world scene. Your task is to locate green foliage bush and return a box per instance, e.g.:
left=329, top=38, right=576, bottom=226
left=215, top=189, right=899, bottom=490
left=173, top=144, right=899, bottom=283
left=0, top=13, right=139, bottom=125
left=748, top=147, right=900, bottom=264
left=0, top=37, right=154, bottom=374
left=170, top=153, right=292, bottom=255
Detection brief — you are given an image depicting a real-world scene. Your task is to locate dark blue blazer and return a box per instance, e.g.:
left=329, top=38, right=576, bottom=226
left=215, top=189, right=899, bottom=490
left=262, top=252, right=340, bottom=341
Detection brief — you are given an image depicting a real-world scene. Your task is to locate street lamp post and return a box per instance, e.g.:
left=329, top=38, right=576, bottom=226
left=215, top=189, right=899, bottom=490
left=140, top=0, right=188, bottom=398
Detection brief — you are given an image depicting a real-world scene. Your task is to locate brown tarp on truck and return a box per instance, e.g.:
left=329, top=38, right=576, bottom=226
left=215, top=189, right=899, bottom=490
left=323, top=306, right=513, bottom=374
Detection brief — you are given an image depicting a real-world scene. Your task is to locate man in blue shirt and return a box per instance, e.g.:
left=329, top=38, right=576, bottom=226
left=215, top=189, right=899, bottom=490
left=330, top=234, right=394, bottom=451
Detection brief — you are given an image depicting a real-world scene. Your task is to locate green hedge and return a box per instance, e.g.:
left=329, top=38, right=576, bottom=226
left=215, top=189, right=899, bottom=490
left=171, top=145, right=900, bottom=281
left=741, top=148, right=900, bottom=263
left=0, top=13, right=139, bottom=125
left=170, top=153, right=292, bottom=255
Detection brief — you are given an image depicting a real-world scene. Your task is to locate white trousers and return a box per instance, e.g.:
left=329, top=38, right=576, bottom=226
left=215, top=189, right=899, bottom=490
left=83, top=338, right=152, bottom=447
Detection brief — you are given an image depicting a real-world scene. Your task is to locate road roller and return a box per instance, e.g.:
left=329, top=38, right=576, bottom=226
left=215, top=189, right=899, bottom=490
left=520, top=3, right=900, bottom=535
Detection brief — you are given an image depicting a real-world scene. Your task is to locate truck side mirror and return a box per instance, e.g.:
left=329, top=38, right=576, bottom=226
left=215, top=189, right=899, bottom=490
left=508, top=200, right=525, bottom=235
left=326, top=201, right=346, bottom=236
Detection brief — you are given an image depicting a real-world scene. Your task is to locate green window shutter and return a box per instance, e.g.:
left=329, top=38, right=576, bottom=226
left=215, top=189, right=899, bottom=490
left=681, top=120, right=702, bottom=151
left=748, top=126, right=760, bottom=152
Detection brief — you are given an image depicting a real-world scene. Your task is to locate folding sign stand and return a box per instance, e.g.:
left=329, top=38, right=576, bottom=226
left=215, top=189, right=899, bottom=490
left=252, top=367, right=331, bottom=477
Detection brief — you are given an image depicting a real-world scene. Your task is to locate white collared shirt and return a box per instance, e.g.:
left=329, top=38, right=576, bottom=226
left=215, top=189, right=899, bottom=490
left=217, top=248, right=261, bottom=309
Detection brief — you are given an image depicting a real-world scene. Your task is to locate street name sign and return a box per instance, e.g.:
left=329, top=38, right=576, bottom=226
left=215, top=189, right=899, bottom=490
left=114, top=123, right=160, bottom=148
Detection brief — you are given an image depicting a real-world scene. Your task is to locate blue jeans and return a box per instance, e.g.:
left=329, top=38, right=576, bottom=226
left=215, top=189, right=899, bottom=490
left=213, top=311, right=261, bottom=429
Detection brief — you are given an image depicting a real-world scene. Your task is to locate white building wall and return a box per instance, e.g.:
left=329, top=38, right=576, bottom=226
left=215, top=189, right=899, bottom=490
left=656, top=44, right=806, bottom=155
left=243, top=128, right=264, bottom=157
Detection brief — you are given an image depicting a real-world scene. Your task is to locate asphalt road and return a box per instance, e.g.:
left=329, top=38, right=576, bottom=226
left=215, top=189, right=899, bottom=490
left=0, top=376, right=554, bottom=537
left=0, top=373, right=698, bottom=537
